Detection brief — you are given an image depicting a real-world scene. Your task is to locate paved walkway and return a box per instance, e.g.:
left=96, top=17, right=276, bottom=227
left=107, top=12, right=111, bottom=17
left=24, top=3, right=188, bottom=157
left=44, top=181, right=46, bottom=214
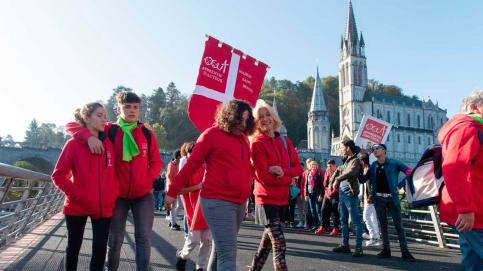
left=0, top=210, right=461, bottom=270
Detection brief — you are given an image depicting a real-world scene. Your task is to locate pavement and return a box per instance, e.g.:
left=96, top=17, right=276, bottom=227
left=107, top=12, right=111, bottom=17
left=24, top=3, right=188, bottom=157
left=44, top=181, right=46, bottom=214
left=1, top=210, right=462, bottom=270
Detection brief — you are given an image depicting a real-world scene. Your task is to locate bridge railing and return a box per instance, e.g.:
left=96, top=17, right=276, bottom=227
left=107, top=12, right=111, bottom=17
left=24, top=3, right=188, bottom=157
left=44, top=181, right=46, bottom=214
left=0, top=162, right=64, bottom=247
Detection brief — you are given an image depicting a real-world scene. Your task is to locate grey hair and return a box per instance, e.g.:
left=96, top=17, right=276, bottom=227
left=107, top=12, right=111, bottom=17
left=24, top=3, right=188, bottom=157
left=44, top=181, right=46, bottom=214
left=460, top=89, right=483, bottom=114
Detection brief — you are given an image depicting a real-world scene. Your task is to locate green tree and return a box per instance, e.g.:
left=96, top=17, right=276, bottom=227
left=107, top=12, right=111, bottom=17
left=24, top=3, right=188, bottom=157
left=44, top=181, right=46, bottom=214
left=139, top=94, right=149, bottom=123
left=4, top=134, right=14, bottom=143
left=24, top=119, right=41, bottom=143
left=152, top=123, right=167, bottom=149
left=165, top=82, right=181, bottom=109
left=38, top=123, right=57, bottom=143
left=148, top=87, right=166, bottom=125
left=322, top=76, right=340, bottom=137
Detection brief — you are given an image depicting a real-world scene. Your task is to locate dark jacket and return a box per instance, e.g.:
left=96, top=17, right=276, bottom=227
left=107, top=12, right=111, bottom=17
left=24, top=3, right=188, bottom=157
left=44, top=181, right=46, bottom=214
left=330, top=154, right=361, bottom=196
left=305, top=170, right=324, bottom=197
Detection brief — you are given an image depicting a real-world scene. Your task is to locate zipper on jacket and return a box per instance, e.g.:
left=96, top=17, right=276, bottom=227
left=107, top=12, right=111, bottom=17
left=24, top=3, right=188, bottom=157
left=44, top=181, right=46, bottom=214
left=98, top=156, right=102, bottom=218
left=238, top=137, right=244, bottom=160
left=126, top=161, right=132, bottom=198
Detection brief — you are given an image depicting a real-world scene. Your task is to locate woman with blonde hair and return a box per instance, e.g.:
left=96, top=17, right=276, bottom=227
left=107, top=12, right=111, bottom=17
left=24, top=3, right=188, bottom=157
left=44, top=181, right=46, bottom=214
left=250, top=99, right=303, bottom=270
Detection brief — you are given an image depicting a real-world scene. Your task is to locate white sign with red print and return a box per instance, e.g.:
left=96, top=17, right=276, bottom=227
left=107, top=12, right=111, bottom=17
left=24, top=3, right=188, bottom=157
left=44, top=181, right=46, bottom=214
left=355, top=115, right=393, bottom=148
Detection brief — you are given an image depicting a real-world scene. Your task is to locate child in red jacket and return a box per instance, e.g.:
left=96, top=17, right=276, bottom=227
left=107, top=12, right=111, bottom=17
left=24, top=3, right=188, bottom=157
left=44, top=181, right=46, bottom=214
left=52, top=102, right=119, bottom=271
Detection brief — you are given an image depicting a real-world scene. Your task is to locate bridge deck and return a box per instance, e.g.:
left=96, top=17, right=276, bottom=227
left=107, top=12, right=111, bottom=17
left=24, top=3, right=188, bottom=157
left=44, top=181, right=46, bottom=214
left=1, top=211, right=461, bottom=271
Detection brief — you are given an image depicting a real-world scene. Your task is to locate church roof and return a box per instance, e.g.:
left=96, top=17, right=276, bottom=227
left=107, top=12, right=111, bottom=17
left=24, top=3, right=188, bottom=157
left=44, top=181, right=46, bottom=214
left=363, top=91, right=423, bottom=107
left=345, top=0, right=358, bottom=48
left=309, top=66, right=327, bottom=112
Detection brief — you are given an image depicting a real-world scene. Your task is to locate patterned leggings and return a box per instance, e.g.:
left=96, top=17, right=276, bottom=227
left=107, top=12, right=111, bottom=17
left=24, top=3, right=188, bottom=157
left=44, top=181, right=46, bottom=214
left=251, top=218, right=288, bottom=271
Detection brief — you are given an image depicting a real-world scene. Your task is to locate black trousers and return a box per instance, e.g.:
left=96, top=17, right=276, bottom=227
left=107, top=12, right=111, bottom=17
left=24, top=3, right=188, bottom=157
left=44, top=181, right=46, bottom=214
left=65, top=214, right=111, bottom=271
left=321, top=197, right=340, bottom=229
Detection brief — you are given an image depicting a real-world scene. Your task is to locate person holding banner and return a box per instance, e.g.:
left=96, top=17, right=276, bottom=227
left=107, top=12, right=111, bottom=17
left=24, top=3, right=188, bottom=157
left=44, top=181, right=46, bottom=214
left=175, top=141, right=212, bottom=271
left=250, top=99, right=303, bottom=271
left=165, top=99, right=255, bottom=271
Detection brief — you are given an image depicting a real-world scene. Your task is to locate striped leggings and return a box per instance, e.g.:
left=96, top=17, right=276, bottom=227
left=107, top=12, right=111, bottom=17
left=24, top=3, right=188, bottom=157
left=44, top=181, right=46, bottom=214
left=251, top=218, right=288, bottom=271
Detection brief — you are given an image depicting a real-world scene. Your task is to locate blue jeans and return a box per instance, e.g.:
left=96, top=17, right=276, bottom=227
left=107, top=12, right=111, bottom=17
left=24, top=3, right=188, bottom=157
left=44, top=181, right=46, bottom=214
left=375, top=196, right=408, bottom=250
left=305, top=199, right=312, bottom=227
left=308, top=193, right=322, bottom=228
left=107, top=193, right=154, bottom=271
left=153, top=190, right=164, bottom=210
left=339, top=192, right=363, bottom=248
left=450, top=226, right=483, bottom=270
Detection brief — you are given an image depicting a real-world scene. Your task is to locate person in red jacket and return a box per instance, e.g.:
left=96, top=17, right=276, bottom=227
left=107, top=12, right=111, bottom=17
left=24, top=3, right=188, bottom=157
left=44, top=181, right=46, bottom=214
left=165, top=99, right=255, bottom=271
left=438, top=89, right=483, bottom=270
left=52, top=102, right=118, bottom=271
left=250, top=99, right=303, bottom=271
left=175, top=141, right=212, bottom=271
left=66, top=92, right=162, bottom=271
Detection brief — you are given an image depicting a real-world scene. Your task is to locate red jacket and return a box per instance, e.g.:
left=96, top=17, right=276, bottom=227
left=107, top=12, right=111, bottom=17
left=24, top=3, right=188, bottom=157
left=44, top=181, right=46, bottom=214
left=182, top=165, right=208, bottom=231
left=52, top=134, right=118, bottom=219
left=168, top=125, right=252, bottom=204
left=438, top=114, right=483, bottom=229
left=66, top=122, right=163, bottom=199
left=324, top=170, right=339, bottom=199
left=251, top=133, right=303, bottom=205
left=166, top=161, right=178, bottom=192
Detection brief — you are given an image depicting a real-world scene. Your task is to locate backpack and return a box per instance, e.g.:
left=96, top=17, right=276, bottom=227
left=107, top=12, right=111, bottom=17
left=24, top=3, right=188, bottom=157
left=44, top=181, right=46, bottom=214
left=405, top=121, right=483, bottom=208
left=153, top=175, right=164, bottom=191
left=107, top=124, right=152, bottom=157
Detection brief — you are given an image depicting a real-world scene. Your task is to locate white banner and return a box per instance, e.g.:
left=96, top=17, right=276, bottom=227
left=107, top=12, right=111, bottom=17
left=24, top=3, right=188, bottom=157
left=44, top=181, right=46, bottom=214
left=355, top=115, right=393, bottom=149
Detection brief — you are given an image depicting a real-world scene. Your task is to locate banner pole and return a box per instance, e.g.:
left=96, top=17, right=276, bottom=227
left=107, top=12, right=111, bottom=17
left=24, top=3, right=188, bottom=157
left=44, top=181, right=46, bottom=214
left=189, top=196, right=201, bottom=232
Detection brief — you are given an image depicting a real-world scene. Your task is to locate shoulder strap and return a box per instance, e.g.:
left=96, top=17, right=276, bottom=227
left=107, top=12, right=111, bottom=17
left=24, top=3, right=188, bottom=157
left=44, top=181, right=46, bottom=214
left=462, top=120, right=483, bottom=164
left=280, top=136, right=291, bottom=168
left=108, top=125, right=119, bottom=144
left=141, top=126, right=152, bottom=158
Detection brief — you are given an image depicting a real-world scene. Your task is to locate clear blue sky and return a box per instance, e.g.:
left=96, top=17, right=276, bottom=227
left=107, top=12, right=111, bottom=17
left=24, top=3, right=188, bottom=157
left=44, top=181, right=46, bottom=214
left=1, top=1, right=482, bottom=141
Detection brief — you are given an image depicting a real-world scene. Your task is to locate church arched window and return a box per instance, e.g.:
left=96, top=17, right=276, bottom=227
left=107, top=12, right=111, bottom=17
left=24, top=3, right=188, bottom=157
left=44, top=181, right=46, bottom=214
left=397, top=134, right=400, bottom=142
left=407, top=114, right=411, bottom=127
left=341, top=68, right=345, bottom=88
left=377, top=109, right=382, bottom=119
left=322, top=127, right=328, bottom=149
left=308, top=128, right=312, bottom=148
left=314, top=127, right=320, bottom=149
left=387, top=111, right=391, bottom=123
left=354, top=63, right=358, bottom=86
left=408, top=135, right=411, bottom=143
left=417, top=115, right=421, bottom=128
left=358, top=63, right=363, bottom=86
left=428, top=137, right=431, bottom=145
left=418, top=136, right=421, bottom=144
left=345, top=64, right=349, bottom=86
left=397, top=112, right=401, bottom=125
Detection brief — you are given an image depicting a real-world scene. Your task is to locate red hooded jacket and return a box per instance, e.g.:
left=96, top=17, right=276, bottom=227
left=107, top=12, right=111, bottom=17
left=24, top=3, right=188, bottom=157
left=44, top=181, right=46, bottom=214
left=438, top=114, right=483, bottom=229
left=168, top=125, right=252, bottom=204
left=251, top=133, right=303, bottom=205
left=52, top=133, right=118, bottom=219
left=66, top=122, right=163, bottom=199
left=182, top=164, right=208, bottom=231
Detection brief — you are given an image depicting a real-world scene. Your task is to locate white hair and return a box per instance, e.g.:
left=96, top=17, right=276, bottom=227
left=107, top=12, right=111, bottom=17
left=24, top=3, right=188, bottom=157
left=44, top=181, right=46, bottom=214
left=252, top=99, right=283, bottom=135
left=460, top=89, right=483, bottom=114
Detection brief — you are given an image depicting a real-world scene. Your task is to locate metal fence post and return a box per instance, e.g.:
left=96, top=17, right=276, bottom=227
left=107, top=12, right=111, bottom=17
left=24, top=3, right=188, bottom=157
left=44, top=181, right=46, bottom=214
left=429, top=205, right=446, bottom=248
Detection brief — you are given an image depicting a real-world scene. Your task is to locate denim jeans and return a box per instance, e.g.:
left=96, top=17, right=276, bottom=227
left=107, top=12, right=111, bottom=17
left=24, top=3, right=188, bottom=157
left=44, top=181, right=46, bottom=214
left=308, top=193, right=322, bottom=228
left=153, top=190, right=163, bottom=210
left=107, top=193, right=154, bottom=271
left=305, top=199, right=312, bottom=227
left=375, top=196, right=408, bottom=250
left=200, top=197, right=245, bottom=271
left=339, top=192, right=363, bottom=248
left=450, top=226, right=483, bottom=270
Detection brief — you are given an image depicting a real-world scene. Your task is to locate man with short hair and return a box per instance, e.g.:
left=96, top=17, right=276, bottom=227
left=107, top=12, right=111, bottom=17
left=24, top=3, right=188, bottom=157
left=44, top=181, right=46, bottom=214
left=167, top=149, right=182, bottom=230
left=360, top=143, right=416, bottom=262
left=330, top=139, right=364, bottom=257
left=67, top=91, right=163, bottom=271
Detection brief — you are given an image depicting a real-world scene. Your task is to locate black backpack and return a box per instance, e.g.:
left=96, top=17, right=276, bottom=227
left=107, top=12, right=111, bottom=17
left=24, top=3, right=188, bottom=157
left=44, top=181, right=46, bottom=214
left=107, top=123, right=152, bottom=157
left=153, top=175, right=164, bottom=191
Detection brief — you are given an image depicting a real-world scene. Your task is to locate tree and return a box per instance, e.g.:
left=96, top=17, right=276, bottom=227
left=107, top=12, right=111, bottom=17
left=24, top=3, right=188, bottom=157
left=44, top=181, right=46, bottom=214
left=38, top=123, right=57, bottom=143
left=4, top=134, right=14, bottom=143
left=148, top=87, right=166, bottom=125
left=152, top=123, right=167, bottom=149
left=139, top=94, right=149, bottom=123
left=24, top=119, right=41, bottom=143
left=322, top=76, right=340, bottom=136
left=165, top=82, right=181, bottom=109
left=105, top=86, right=132, bottom=122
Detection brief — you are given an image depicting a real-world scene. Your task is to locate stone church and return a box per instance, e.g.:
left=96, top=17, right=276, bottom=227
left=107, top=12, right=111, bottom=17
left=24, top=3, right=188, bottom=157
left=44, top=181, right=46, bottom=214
left=302, top=0, right=448, bottom=167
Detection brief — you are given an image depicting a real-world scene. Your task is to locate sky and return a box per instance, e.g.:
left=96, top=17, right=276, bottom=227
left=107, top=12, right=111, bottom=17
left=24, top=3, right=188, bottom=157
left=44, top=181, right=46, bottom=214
left=1, top=0, right=482, bottom=141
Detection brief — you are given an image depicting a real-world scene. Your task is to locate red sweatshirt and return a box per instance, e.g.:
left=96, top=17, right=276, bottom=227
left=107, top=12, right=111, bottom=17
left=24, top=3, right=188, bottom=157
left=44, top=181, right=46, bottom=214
left=66, top=122, right=163, bottom=199
left=251, top=133, right=303, bottom=205
left=52, top=134, right=118, bottom=219
left=168, top=125, right=251, bottom=204
left=166, top=161, right=178, bottom=192
left=438, top=114, right=483, bottom=229
left=182, top=164, right=208, bottom=231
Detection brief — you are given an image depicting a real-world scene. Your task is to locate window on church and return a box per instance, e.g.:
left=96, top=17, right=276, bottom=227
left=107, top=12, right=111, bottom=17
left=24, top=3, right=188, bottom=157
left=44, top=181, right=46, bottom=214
left=387, top=111, right=391, bottom=123
left=354, top=64, right=358, bottom=85
left=407, top=114, right=411, bottom=127
left=397, top=134, right=400, bottom=142
left=341, top=68, right=345, bottom=88
left=397, top=112, right=401, bottom=125
left=418, top=136, right=421, bottom=144
left=358, top=63, right=363, bottom=86
left=428, top=137, right=431, bottom=145
left=440, top=118, right=443, bottom=126
left=417, top=115, right=421, bottom=128
left=408, top=135, right=411, bottom=143
left=345, top=65, right=349, bottom=86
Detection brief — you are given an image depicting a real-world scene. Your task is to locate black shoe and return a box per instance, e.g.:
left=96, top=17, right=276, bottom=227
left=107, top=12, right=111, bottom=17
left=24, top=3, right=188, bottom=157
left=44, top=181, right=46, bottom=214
left=333, top=245, right=351, bottom=253
left=171, top=223, right=181, bottom=231
left=377, top=247, right=391, bottom=258
left=401, top=250, right=416, bottom=262
left=176, top=252, right=187, bottom=271
left=195, top=269, right=204, bottom=271
left=168, top=221, right=172, bottom=227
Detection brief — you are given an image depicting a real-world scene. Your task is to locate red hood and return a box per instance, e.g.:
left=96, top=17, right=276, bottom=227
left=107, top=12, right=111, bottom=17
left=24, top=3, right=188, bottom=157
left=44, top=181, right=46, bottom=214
left=438, top=114, right=479, bottom=144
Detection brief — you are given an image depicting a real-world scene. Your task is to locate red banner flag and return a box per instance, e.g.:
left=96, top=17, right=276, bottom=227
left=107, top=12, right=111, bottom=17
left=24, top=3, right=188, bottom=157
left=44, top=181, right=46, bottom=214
left=188, top=36, right=268, bottom=132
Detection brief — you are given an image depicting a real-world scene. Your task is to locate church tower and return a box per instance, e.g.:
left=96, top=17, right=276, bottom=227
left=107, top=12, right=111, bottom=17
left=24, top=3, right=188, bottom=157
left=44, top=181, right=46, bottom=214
left=338, top=0, right=368, bottom=139
left=308, top=66, right=330, bottom=155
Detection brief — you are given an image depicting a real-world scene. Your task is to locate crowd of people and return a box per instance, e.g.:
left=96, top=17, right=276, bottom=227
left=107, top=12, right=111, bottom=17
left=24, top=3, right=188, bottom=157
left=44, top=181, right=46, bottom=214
left=51, top=89, right=483, bottom=270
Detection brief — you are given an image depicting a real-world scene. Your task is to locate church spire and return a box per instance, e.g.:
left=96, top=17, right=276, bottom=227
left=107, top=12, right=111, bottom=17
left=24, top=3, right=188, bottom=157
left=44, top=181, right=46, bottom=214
left=343, top=0, right=361, bottom=57
left=310, top=66, right=327, bottom=112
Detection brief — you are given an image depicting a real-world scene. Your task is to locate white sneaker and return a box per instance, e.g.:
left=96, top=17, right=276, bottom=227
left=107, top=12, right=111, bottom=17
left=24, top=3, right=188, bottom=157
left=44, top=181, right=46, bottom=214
left=362, top=233, right=370, bottom=239
left=366, top=239, right=381, bottom=247
left=296, top=222, right=304, bottom=228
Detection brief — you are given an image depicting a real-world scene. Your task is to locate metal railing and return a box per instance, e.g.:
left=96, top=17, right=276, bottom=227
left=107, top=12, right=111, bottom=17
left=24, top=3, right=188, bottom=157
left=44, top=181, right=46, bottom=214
left=0, top=162, right=64, bottom=247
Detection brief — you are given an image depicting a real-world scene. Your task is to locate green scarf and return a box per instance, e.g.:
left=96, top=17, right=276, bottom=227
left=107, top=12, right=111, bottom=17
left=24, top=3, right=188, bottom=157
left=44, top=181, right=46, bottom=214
left=117, top=118, right=140, bottom=161
left=469, top=115, right=483, bottom=126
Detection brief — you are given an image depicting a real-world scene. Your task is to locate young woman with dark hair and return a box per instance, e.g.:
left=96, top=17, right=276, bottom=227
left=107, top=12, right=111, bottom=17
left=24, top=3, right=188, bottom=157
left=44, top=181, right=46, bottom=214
left=52, top=103, right=119, bottom=271
left=250, top=99, right=303, bottom=271
left=165, top=99, right=255, bottom=271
